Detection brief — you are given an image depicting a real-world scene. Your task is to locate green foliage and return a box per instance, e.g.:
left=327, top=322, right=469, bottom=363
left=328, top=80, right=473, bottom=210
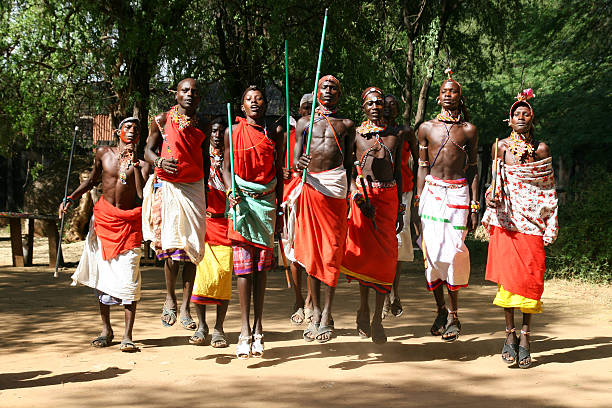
left=547, top=166, right=612, bottom=283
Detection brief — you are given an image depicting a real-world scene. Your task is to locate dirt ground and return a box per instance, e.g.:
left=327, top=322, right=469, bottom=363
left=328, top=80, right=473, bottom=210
left=1, top=229, right=611, bottom=408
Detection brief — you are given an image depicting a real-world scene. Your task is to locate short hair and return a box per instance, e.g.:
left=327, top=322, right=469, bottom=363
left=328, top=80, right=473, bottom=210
left=211, top=116, right=228, bottom=128
left=241, top=85, right=267, bottom=105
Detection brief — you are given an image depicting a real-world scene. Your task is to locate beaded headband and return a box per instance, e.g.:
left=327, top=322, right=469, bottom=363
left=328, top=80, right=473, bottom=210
left=118, top=117, right=140, bottom=130
left=361, top=86, right=384, bottom=104
left=509, top=88, right=535, bottom=118
left=318, top=75, right=341, bottom=92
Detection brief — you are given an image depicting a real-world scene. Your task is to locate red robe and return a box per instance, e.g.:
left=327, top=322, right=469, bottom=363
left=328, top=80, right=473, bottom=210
left=93, top=196, right=142, bottom=261
left=400, top=140, right=414, bottom=193
left=341, top=184, right=398, bottom=293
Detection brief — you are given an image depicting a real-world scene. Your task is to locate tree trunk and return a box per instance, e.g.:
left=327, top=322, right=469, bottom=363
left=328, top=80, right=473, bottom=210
left=403, top=38, right=415, bottom=125
left=413, top=0, right=456, bottom=129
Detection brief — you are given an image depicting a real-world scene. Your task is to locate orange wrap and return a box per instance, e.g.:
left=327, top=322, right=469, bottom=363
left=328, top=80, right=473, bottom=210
left=293, top=183, right=347, bottom=287
left=93, top=196, right=142, bottom=261
left=341, top=184, right=398, bottom=292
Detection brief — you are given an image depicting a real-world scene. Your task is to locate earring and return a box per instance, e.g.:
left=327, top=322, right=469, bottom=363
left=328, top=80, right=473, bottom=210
left=436, top=97, right=441, bottom=105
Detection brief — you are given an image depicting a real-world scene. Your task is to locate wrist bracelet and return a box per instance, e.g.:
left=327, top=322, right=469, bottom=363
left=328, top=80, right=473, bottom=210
left=470, top=200, right=481, bottom=213
left=413, top=194, right=420, bottom=207
left=226, top=189, right=233, bottom=197
left=351, top=191, right=365, bottom=206
left=65, top=196, right=74, bottom=204
left=398, top=203, right=407, bottom=215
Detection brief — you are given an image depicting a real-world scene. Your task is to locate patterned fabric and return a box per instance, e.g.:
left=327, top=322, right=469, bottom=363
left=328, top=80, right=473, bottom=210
left=482, top=157, right=558, bottom=245
left=232, top=243, right=274, bottom=276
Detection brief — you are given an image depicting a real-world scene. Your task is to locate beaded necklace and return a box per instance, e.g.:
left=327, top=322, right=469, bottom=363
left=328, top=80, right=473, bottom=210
left=117, top=147, right=134, bottom=184
left=315, top=104, right=337, bottom=117
left=170, top=105, right=198, bottom=131
left=356, top=120, right=386, bottom=135
left=507, top=130, right=535, bottom=163
left=436, top=108, right=462, bottom=123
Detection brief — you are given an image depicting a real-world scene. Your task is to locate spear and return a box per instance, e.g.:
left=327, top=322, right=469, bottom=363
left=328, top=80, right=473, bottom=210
left=55, top=125, right=79, bottom=278
left=226, top=103, right=237, bottom=226
left=302, top=8, right=329, bottom=181
left=285, top=40, right=291, bottom=169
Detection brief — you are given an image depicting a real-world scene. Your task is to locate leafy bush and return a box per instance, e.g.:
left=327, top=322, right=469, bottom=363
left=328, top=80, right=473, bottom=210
left=546, top=166, right=612, bottom=283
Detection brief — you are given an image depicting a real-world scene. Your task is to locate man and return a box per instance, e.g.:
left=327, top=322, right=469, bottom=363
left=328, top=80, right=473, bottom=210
left=340, top=87, right=403, bottom=344
left=281, top=92, right=313, bottom=326
left=482, top=89, right=558, bottom=369
left=293, top=75, right=355, bottom=343
left=189, top=117, right=232, bottom=348
left=382, top=94, right=418, bottom=319
left=224, top=85, right=284, bottom=359
left=143, top=78, right=209, bottom=331
left=62, top=117, right=150, bottom=352
left=416, top=68, right=479, bottom=342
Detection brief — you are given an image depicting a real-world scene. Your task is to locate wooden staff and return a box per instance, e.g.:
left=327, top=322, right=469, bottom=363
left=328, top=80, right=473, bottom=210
left=302, top=8, right=329, bottom=181
left=354, top=161, right=377, bottom=230
left=226, top=103, right=237, bottom=226
left=285, top=40, right=291, bottom=169
left=491, top=137, right=499, bottom=198
left=278, top=235, right=291, bottom=288
left=55, top=125, right=79, bottom=278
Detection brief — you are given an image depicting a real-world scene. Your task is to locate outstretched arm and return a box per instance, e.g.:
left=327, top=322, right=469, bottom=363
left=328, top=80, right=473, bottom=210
left=466, top=125, right=479, bottom=231
left=58, top=148, right=104, bottom=218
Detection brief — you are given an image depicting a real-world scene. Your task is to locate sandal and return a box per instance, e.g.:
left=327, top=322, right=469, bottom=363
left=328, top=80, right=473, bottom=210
left=290, top=307, right=305, bottom=325
left=316, top=325, right=334, bottom=344
left=252, top=333, right=264, bottom=358
left=356, top=311, right=371, bottom=338
left=390, top=298, right=403, bottom=317
left=442, top=310, right=461, bottom=342
left=304, top=306, right=313, bottom=323
left=501, top=328, right=518, bottom=365
left=381, top=295, right=391, bottom=320
left=120, top=339, right=138, bottom=352
left=430, top=306, right=447, bottom=336
left=211, top=331, right=229, bottom=348
left=161, top=305, right=177, bottom=327
left=236, top=334, right=252, bottom=359
left=91, top=334, right=114, bottom=348
left=189, top=328, right=209, bottom=346
left=180, top=316, right=197, bottom=331
left=518, top=330, right=532, bottom=369
left=303, top=322, right=319, bottom=342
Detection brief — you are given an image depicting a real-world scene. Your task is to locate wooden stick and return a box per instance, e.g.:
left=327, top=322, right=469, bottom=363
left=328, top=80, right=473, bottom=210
left=285, top=40, right=291, bottom=169
left=278, top=235, right=291, bottom=288
left=226, top=103, right=237, bottom=226
left=55, top=125, right=79, bottom=278
left=302, top=8, right=329, bottom=181
left=491, top=137, right=499, bottom=198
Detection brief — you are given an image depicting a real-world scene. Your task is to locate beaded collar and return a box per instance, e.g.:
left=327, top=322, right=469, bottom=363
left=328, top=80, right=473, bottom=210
left=356, top=120, right=386, bottom=135
left=170, top=105, right=198, bottom=131
left=315, top=103, right=337, bottom=117
left=507, top=131, right=535, bottom=163
left=436, top=108, right=462, bottom=123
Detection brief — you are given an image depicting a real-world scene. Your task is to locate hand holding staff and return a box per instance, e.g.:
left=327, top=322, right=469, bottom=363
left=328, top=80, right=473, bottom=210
left=354, top=160, right=377, bottom=230
left=226, top=103, right=237, bottom=225
left=284, top=40, right=291, bottom=170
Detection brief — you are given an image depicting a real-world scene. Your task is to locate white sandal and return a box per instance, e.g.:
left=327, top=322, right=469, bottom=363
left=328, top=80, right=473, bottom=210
left=251, top=333, right=264, bottom=358
left=236, top=334, right=252, bottom=359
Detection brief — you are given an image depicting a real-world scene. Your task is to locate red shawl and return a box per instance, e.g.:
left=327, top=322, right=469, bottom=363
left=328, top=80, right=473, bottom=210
left=232, top=117, right=276, bottom=184
left=155, top=110, right=206, bottom=183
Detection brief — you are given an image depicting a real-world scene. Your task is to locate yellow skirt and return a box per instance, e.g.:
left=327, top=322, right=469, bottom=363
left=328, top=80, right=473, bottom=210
left=493, top=284, right=542, bottom=314
left=191, top=243, right=233, bottom=304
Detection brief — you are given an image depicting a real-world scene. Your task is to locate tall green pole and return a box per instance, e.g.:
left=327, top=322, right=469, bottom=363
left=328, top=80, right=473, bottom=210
left=285, top=40, right=291, bottom=169
left=226, top=103, right=237, bottom=225
left=302, top=8, right=329, bottom=181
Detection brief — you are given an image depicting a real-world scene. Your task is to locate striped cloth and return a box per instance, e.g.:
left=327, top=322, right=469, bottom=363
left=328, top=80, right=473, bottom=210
left=418, top=175, right=470, bottom=291
left=232, top=242, right=274, bottom=276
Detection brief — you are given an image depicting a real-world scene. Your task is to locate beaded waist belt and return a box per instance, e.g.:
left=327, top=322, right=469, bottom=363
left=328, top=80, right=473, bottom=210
left=426, top=178, right=467, bottom=189
left=238, top=189, right=275, bottom=199
left=367, top=180, right=397, bottom=189
left=206, top=211, right=226, bottom=219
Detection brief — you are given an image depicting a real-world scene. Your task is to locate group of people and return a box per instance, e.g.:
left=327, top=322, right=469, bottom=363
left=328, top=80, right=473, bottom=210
left=60, top=69, right=558, bottom=369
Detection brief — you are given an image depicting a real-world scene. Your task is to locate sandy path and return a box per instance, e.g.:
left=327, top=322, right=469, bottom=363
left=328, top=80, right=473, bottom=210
left=0, top=234, right=611, bottom=407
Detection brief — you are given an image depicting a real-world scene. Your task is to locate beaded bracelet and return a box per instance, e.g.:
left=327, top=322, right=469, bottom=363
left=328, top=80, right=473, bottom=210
left=154, top=157, right=164, bottom=168
left=470, top=200, right=481, bottom=213
left=226, top=189, right=233, bottom=197
left=65, top=195, right=74, bottom=204
left=418, top=159, right=429, bottom=167
left=351, top=191, right=365, bottom=206
left=413, top=194, right=420, bottom=207
left=398, top=203, right=407, bottom=215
